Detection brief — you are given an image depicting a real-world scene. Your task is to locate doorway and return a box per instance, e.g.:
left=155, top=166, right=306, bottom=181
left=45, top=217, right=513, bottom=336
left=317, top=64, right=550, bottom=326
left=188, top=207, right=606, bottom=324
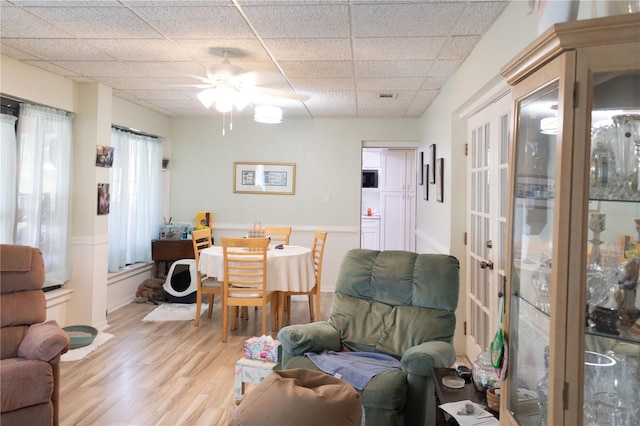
left=361, top=147, right=416, bottom=251
left=465, top=94, right=511, bottom=362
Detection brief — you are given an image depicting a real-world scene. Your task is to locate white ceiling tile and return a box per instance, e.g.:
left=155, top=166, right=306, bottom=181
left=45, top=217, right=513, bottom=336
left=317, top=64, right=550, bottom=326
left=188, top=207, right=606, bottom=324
left=353, top=37, right=445, bottom=61
left=351, top=2, right=465, bottom=37
left=357, top=77, right=424, bottom=91
left=453, top=2, right=509, bottom=35
left=48, top=60, right=146, bottom=77
left=0, top=6, right=71, bottom=38
left=242, top=4, right=350, bottom=39
left=22, top=60, right=83, bottom=77
left=22, top=5, right=162, bottom=39
left=95, top=77, right=169, bottom=90
left=125, top=90, right=191, bottom=101
left=265, top=38, right=352, bottom=61
left=0, top=1, right=509, bottom=118
left=431, top=60, right=464, bottom=76
left=439, top=36, right=480, bottom=60
left=1, top=38, right=115, bottom=61
left=289, top=78, right=354, bottom=91
left=0, top=43, right=38, bottom=60
left=131, top=4, right=254, bottom=39
left=354, top=60, right=433, bottom=78
left=279, top=61, right=353, bottom=78
left=173, top=39, right=269, bottom=61
left=84, top=39, right=192, bottom=61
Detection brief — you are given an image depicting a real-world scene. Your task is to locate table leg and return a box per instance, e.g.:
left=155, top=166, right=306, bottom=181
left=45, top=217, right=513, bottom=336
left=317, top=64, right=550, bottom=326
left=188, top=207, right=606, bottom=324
left=277, top=291, right=285, bottom=331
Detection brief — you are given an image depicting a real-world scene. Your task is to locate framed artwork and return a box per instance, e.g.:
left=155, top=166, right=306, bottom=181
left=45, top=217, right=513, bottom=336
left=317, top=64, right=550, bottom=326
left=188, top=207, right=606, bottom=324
left=436, top=158, right=444, bottom=203
left=97, top=183, right=110, bottom=215
left=233, top=162, right=296, bottom=195
left=96, top=145, right=114, bottom=168
left=418, top=151, right=424, bottom=185
left=423, top=165, right=429, bottom=200
left=429, top=144, right=436, bottom=183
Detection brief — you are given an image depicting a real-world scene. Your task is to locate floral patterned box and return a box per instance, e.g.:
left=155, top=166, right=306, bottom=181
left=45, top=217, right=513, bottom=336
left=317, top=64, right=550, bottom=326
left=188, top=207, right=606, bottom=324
left=243, top=336, right=282, bottom=362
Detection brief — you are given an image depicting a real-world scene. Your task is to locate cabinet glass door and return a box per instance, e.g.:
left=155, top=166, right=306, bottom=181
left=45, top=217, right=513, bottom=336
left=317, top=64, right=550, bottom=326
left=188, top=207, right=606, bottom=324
left=507, top=80, right=559, bottom=425
left=583, top=69, right=640, bottom=426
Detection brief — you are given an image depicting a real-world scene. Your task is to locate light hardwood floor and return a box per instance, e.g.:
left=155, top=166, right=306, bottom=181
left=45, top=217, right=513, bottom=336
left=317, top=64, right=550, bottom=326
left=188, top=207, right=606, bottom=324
left=59, top=294, right=469, bottom=425
left=59, top=294, right=332, bottom=426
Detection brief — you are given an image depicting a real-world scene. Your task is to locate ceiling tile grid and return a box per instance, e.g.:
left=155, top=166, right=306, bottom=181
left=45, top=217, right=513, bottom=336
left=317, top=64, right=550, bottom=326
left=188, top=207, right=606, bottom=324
left=0, top=0, right=509, bottom=119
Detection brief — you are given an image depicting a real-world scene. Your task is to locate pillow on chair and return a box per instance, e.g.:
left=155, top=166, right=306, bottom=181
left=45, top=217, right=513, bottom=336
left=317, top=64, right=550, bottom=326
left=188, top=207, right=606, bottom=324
left=230, top=368, right=362, bottom=426
left=18, top=320, right=69, bottom=362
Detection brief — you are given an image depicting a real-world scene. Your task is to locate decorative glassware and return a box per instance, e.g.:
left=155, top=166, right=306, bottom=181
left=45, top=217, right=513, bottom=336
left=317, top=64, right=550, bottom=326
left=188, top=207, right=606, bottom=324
left=584, top=351, right=617, bottom=425
left=536, top=346, right=550, bottom=426
left=533, top=255, right=552, bottom=314
left=612, top=114, right=640, bottom=199
left=472, top=351, right=499, bottom=392
left=590, top=126, right=617, bottom=199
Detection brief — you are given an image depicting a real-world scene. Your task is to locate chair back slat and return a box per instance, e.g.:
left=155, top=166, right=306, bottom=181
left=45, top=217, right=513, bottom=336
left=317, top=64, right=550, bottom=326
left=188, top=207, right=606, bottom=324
left=261, top=226, right=291, bottom=245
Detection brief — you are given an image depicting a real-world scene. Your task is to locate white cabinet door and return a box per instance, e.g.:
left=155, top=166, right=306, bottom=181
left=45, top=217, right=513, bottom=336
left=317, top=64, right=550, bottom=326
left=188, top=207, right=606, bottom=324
left=404, top=150, right=416, bottom=193
left=380, top=191, right=405, bottom=250
left=362, top=149, right=381, bottom=169
left=380, top=150, right=406, bottom=191
left=361, top=219, right=380, bottom=250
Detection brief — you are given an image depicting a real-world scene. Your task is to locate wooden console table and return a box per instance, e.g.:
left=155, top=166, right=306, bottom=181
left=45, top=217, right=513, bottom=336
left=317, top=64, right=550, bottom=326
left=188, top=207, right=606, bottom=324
left=151, top=239, right=194, bottom=277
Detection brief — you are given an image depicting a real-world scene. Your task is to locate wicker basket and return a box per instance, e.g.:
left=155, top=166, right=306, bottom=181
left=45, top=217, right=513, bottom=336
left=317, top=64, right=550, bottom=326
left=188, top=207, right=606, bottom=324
left=486, top=387, right=500, bottom=412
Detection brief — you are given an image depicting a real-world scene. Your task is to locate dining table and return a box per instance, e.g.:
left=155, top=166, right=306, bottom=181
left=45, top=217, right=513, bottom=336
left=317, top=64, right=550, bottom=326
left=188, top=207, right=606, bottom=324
left=198, top=244, right=316, bottom=330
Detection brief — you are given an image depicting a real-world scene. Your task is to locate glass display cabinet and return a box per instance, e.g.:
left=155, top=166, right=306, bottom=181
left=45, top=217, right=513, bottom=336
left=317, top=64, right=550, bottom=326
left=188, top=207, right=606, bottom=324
left=500, top=13, right=640, bottom=426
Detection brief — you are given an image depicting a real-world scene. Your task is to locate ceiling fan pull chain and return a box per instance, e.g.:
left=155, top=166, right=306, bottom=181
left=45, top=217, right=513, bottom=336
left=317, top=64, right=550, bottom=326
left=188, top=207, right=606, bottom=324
left=222, top=111, right=226, bottom=136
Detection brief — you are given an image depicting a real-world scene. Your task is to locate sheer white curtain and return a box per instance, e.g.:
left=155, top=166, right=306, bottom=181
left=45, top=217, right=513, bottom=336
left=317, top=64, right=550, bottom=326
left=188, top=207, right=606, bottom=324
left=108, top=128, right=162, bottom=272
left=15, top=103, right=73, bottom=285
left=1, top=113, right=17, bottom=243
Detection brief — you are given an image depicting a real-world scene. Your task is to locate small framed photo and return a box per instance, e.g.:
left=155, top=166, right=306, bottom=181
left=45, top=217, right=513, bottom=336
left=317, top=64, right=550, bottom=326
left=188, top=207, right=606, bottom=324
left=97, top=183, right=110, bottom=215
left=96, top=145, right=114, bottom=168
left=429, top=144, right=436, bottom=184
left=423, top=165, right=429, bottom=200
left=234, top=162, right=296, bottom=195
left=436, top=158, right=444, bottom=203
left=418, top=151, right=424, bottom=186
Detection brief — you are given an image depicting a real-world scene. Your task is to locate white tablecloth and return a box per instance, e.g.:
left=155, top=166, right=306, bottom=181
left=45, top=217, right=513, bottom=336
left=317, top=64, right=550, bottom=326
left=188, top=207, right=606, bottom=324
left=198, top=245, right=315, bottom=292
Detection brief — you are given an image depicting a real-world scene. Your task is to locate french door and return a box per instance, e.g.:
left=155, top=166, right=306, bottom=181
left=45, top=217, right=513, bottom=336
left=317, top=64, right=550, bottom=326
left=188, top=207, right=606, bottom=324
left=466, top=94, right=511, bottom=361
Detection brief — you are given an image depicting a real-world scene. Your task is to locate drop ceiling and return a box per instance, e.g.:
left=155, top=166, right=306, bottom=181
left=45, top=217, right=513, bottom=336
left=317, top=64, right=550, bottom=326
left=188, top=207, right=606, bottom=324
left=0, top=0, right=509, bottom=119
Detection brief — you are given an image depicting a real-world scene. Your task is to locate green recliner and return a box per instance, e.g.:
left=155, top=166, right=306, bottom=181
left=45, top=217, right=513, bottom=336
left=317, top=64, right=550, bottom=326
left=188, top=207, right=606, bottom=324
left=277, top=248, right=460, bottom=426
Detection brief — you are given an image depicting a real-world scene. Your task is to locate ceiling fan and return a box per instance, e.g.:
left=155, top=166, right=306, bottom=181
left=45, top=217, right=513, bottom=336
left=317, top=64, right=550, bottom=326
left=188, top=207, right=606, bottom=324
left=192, top=48, right=309, bottom=119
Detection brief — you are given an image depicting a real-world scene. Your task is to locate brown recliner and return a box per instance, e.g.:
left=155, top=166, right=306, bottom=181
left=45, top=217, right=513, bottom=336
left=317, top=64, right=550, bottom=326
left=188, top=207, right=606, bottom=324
left=1, top=244, right=69, bottom=426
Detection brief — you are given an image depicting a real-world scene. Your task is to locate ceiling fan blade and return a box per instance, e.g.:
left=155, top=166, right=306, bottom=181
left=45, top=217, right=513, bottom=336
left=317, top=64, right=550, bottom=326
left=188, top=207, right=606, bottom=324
left=242, top=86, right=310, bottom=102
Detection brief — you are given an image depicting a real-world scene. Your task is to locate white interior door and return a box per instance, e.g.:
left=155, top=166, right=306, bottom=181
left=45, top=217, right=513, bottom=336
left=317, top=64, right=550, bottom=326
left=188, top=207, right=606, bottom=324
left=466, top=94, right=511, bottom=362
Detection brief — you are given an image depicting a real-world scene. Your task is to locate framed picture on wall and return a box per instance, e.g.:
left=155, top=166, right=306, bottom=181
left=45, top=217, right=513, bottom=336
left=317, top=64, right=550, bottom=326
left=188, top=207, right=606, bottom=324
left=97, top=183, right=110, bottom=215
left=436, top=158, right=444, bottom=203
left=423, top=165, right=429, bottom=200
left=233, top=162, right=296, bottom=195
left=419, top=151, right=424, bottom=185
left=429, top=144, right=436, bottom=183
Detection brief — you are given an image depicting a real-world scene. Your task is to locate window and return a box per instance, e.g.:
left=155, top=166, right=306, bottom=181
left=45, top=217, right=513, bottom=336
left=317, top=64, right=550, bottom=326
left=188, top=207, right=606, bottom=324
left=108, top=128, right=162, bottom=272
left=1, top=99, right=73, bottom=287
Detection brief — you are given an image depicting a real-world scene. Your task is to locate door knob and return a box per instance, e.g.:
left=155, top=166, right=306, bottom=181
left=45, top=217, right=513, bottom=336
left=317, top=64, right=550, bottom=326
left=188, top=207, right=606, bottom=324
left=480, top=260, right=494, bottom=270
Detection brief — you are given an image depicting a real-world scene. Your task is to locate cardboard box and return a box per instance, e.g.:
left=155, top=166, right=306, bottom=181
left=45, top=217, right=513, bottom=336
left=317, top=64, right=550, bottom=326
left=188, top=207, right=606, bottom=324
left=243, top=336, right=282, bottom=362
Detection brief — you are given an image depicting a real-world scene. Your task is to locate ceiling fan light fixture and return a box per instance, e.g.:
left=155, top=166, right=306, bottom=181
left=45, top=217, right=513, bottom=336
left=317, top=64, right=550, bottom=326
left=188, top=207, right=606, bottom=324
left=215, top=97, right=233, bottom=113
left=197, top=89, right=216, bottom=109
left=254, top=105, right=282, bottom=124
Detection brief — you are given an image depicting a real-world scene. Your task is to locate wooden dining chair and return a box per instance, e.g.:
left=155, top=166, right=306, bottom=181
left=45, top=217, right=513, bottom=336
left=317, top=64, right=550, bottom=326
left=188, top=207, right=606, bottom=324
left=261, top=226, right=291, bottom=245
left=221, top=237, right=277, bottom=343
left=285, top=230, right=327, bottom=321
left=191, top=228, right=221, bottom=326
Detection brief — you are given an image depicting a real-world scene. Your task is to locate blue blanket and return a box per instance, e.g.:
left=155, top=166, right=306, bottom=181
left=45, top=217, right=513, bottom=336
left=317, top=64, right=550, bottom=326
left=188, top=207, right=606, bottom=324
left=305, top=350, right=401, bottom=390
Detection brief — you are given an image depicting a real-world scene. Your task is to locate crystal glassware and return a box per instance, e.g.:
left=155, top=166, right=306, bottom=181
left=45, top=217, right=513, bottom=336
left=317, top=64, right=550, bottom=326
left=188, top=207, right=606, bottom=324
left=612, top=114, right=640, bottom=199
left=583, top=351, right=617, bottom=424
left=590, top=126, right=617, bottom=199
